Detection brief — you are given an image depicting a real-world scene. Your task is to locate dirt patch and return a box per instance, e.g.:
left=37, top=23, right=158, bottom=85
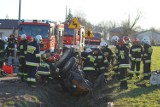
left=0, top=75, right=113, bottom=107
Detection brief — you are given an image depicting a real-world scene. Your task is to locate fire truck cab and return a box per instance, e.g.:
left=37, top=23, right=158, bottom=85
left=18, top=20, right=59, bottom=53
left=63, top=23, right=85, bottom=52
left=85, top=32, right=102, bottom=49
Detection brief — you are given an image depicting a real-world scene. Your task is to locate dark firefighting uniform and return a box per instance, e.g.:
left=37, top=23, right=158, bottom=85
left=130, top=44, right=143, bottom=76
left=143, top=43, right=153, bottom=79
left=117, top=45, right=130, bottom=89
left=25, top=40, right=40, bottom=84
left=83, top=52, right=96, bottom=83
left=93, top=49, right=109, bottom=75
left=101, top=46, right=114, bottom=65
left=0, top=40, right=6, bottom=70
left=6, top=37, right=17, bottom=58
left=17, top=40, right=27, bottom=81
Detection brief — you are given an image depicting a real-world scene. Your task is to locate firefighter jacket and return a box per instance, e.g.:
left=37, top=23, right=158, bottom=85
left=25, top=41, right=40, bottom=67
left=83, top=54, right=96, bottom=71
left=130, top=44, right=143, bottom=62
left=0, top=40, right=6, bottom=61
left=101, top=47, right=114, bottom=61
left=17, top=40, right=27, bottom=58
left=81, top=52, right=89, bottom=61
left=93, top=51, right=109, bottom=71
left=6, top=37, right=17, bottom=51
left=143, top=44, right=152, bottom=63
left=117, top=45, right=130, bottom=68
left=124, top=43, right=132, bottom=49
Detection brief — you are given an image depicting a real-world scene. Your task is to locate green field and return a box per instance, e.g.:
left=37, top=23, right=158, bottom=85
left=110, top=46, right=160, bottom=107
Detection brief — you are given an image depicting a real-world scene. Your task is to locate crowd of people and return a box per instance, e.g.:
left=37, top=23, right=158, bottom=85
left=81, top=36, right=153, bottom=90
left=0, top=34, right=43, bottom=87
left=0, top=34, right=153, bottom=90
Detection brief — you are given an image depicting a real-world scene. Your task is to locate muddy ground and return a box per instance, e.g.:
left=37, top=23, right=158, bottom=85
left=0, top=74, right=113, bottom=107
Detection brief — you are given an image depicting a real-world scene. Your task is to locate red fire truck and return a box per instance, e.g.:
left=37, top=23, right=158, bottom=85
left=18, top=20, right=62, bottom=52
left=85, top=32, right=102, bottom=48
left=63, top=23, right=85, bottom=51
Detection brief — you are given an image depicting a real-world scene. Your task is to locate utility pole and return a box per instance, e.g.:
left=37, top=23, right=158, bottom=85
left=65, top=6, right=68, bottom=22
left=18, top=0, right=21, bottom=25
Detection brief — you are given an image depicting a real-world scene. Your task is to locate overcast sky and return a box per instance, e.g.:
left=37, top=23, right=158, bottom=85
left=1, top=0, right=160, bottom=29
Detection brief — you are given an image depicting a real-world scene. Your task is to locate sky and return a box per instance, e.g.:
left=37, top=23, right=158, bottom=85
left=1, top=0, right=160, bottom=29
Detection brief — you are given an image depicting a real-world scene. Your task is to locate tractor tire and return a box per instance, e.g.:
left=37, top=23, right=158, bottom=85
left=56, top=48, right=75, bottom=69
left=59, top=57, right=76, bottom=79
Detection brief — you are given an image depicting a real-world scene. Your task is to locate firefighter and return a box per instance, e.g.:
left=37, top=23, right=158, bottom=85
left=130, top=38, right=143, bottom=78
left=93, top=48, right=109, bottom=76
left=100, top=41, right=114, bottom=65
left=25, top=35, right=41, bottom=87
left=83, top=48, right=97, bottom=83
left=6, top=34, right=17, bottom=64
left=17, top=34, right=27, bottom=81
left=123, top=36, right=132, bottom=49
left=0, top=36, right=7, bottom=74
left=111, top=35, right=119, bottom=46
left=117, top=38, right=130, bottom=89
left=142, top=37, right=153, bottom=80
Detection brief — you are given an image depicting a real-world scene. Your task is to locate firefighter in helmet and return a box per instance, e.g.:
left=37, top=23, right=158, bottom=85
left=100, top=41, right=114, bottom=65
left=111, top=35, right=119, bottom=46
left=117, top=38, right=130, bottom=89
left=25, top=35, right=41, bottom=87
left=17, top=34, right=27, bottom=81
left=93, top=48, right=109, bottom=77
left=141, top=37, right=153, bottom=80
left=6, top=34, right=17, bottom=64
left=83, top=48, right=97, bottom=83
left=123, top=36, right=132, bottom=49
left=130, top=38, right=143, bottom=78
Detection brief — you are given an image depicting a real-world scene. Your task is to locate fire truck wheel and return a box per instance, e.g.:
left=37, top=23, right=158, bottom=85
left=56, top=48, right=75, bottom=69
left=59, top=57, right=76, bottom=79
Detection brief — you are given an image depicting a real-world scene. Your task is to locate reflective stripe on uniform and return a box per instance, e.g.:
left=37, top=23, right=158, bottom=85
left=100, top=66, right=105, bottom=70
left=26, top=61, right=39, bottom=66
left=36, top=54, right=41, bottom=57
left=148, top=47, right=153, bottom=53
left=144, top=73, right=151, bottom=76
left=83, top=67, right=95, bottom=71
left=98, top=56, right=103, bottom=59
left=19, top=55, right=25, bottom=58
left=136, top=58, right=141, bottom=61
left=104, top=60, right=108, bottom=63
left=144, top=60, right=151, bottom=63
left=120, top=77, right=130, bottom=81
left=131, top=57, right=141, bottom=61
left=135, top=71, right=140, bottom=73
left=30, top=78, right=36, bottom=82
left=132, top=48, right=141, bottom=52
left=37, top=71, right=51, bottom=75
left=119, top=64, right=130, bottom=68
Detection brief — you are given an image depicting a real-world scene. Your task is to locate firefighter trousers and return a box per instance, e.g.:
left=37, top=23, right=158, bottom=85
left=119, top=68, right=128, bottom=89
left=131, top=61, right=141, bottom=76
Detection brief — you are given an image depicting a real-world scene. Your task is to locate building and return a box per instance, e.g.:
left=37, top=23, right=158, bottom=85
left=134, top=30, right=160, bottom=45
left=0, top=19, right=18, bottom=37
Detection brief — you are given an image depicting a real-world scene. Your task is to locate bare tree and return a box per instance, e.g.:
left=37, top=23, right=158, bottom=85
left=121, top=10, right=143, bottom=38
left=93, top=20, right=117, bottom=40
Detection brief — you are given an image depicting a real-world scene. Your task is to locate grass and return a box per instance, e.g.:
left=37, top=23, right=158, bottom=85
left=108, top=46, right=160, bottom=107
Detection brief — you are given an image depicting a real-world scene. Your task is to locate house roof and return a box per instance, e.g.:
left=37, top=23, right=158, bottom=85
left=0, top=19, right=18, bottom=29
left=134, top=30, right=160, bottom=41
